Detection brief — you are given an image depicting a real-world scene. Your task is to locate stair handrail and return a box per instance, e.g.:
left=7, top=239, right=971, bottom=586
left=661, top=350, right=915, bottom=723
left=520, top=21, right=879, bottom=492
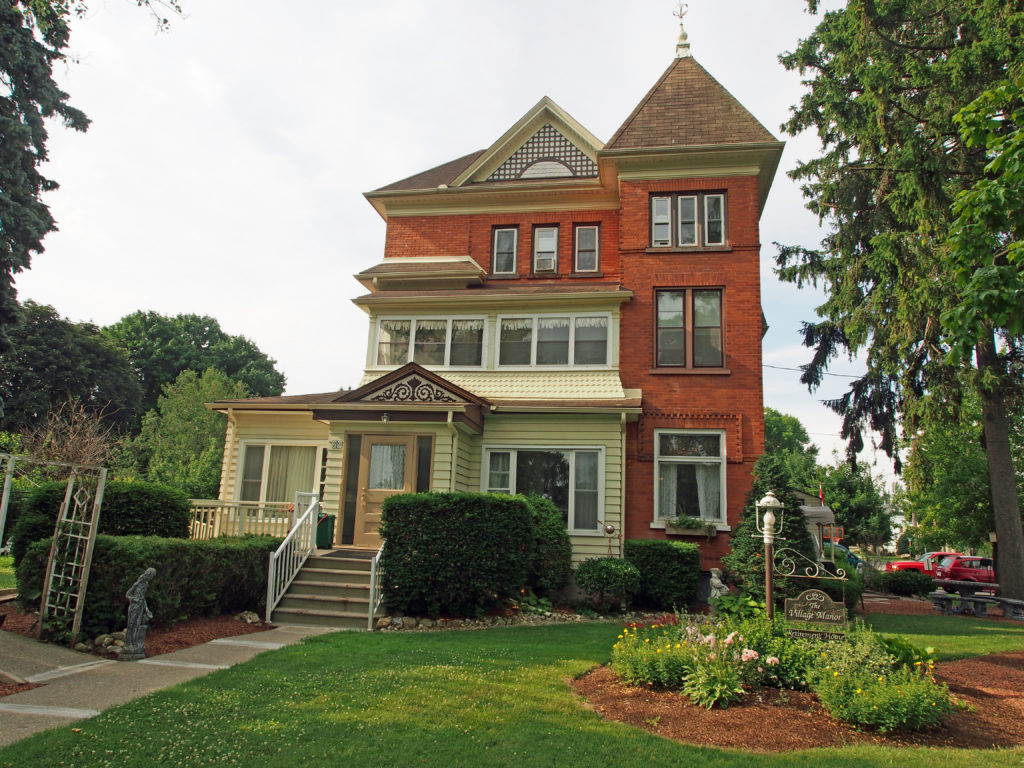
left=265, top=491, right=319, bottom=623
left=368, top=543, right=385, bottom=631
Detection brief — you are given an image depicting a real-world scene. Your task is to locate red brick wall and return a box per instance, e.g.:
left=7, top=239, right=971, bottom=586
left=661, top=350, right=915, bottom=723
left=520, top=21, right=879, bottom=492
left=384, top=211, right=621, bottom=280
left=617, top=176, right=765, bottom=570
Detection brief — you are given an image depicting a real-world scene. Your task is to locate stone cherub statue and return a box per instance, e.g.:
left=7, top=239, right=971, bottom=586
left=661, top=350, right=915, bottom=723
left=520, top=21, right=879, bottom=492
left=709, top=568, right=730, bottom=601
left=121, top=567, right=156, bottom=661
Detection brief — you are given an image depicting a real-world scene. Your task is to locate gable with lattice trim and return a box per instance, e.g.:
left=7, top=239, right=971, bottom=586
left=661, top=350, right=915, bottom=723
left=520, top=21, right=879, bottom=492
left=485, top=124, right=598, bottom=181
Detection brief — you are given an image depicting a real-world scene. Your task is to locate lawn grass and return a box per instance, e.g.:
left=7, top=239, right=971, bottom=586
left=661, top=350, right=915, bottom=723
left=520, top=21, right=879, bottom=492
left=865, top=612, right=1024, bottom=660
left=0, top=556, right=14, bottom=590
left=1, top=621, right=1022, bottom=767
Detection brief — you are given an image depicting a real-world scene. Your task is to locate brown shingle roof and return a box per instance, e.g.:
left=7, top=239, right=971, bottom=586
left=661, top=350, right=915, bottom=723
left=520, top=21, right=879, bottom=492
left=372, top=150, right=485, bottom=193
left=605, top=57, right=776, bottom=150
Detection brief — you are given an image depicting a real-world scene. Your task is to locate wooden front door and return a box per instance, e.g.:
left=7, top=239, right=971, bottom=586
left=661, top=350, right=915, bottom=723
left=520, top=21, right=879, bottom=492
left=354, top=434, right=416, bottom=548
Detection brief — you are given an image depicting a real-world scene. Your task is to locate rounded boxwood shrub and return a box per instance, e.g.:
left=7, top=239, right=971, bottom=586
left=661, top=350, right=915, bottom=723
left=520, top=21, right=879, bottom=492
left=379, top=492, right=535, bottom=618
left=877, top=569, right=934, bottom=597
left=521, top=494, right=572, bottom=597
left=623, top=538, right=700, bottom=610
left=575, top=557, right=640, bottom=610
left=10, top=480, right=190, bottom=565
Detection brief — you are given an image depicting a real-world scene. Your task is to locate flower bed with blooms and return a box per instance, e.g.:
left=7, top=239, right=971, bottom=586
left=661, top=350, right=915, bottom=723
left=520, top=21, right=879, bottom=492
left=610, top=612, right=959, bottom=731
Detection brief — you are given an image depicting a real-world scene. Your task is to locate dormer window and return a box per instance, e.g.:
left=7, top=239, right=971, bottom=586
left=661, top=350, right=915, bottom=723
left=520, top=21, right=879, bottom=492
left=651, top=193, right=727, bottom=248
left=532, top=226, right=558, bottom=273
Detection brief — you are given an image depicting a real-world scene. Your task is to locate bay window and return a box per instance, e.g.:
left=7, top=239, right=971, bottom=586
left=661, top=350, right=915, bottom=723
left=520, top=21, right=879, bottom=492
left=498, top=314, right=609, bottom=367
left=375, top=317, right=484, bottom=367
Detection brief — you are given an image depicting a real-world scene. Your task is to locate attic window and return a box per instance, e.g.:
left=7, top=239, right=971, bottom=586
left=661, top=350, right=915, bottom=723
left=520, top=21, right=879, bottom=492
left=486, top=124, right=598, bottom=181
left=521, top=160, right=572, bottom=178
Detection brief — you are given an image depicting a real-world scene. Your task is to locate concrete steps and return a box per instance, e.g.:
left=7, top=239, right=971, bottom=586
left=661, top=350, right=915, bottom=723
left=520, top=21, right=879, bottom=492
left=271, top=550, right=380, bottom=631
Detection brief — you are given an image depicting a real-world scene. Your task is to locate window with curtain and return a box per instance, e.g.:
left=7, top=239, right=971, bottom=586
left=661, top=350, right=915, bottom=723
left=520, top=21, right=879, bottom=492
left=240, top=444, right=322, bottom=503
left=498, top=314, right=609, bottom=367
left=376, top=317, right=484, bottom=368
left=654, top=430, right=724, bottom=522
left=484, top=447, right=602, bottom=532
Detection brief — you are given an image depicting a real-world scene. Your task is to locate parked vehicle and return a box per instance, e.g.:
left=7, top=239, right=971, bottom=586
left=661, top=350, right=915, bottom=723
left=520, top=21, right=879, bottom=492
left=884, top=551, right=960, bottom=577
left=825, top=542, right=864, bottom=570
left=935, top=555, right=996, bottom=583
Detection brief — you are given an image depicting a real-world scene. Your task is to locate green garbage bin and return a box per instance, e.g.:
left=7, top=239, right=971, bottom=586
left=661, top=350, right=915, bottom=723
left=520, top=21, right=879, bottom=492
left=316, top=512, right=336, bottom=549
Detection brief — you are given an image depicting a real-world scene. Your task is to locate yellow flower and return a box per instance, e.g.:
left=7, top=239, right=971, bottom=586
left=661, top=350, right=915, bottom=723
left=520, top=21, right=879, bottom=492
left=657, top=649, right=662, bottom=654
left=833, top=672, right=839, bottom=677
left=856, top=689, right=862, bottom=694
left=644, top=638, right=650, bottom=643
left=877, top=676, right=884, bottom=682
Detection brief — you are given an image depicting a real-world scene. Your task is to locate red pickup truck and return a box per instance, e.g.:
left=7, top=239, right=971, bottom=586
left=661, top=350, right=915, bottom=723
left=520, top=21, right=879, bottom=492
left=884, top=551, right=960, bottom=578
left=935, top=555, right=996, bottom=583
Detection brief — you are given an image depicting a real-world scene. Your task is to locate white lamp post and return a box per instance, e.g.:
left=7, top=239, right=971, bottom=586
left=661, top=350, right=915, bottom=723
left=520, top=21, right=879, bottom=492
left=755, top=491, right=785, bottom=620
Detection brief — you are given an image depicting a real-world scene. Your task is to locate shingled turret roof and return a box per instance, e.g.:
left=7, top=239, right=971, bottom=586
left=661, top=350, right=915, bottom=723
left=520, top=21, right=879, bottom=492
left=605, top=56, right=777, bottom=151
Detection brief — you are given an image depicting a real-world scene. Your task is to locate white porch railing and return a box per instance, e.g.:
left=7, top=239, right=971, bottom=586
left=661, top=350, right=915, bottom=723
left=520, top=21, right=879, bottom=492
left=368, top=544, right=384, bottom=631
left=189, top=499, right=298, bottom=540
left=265, top=492, right=320, bottom=623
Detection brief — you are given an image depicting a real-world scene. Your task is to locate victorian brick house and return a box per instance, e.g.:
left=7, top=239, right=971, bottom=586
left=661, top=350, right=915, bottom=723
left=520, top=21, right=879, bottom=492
left=211, top=34, right=783, bottom=580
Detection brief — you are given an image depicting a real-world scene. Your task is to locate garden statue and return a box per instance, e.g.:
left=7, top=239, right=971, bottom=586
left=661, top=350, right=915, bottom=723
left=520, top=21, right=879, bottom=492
left=709, top=568, right=730, bottom=601
left=120, top=567, right=156, bottom=661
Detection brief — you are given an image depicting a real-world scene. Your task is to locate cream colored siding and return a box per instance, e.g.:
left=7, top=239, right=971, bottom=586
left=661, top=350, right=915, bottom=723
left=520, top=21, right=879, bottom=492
left=219, top=413, right=330, bottom=502
left=481, top=413, right=623, bottom=561
left=455, top=431, right=481, bottom=491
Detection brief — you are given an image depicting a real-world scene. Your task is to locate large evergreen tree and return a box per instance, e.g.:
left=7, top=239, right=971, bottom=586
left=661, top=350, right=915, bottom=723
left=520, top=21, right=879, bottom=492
left=778, top=1, right=1024, bottom=598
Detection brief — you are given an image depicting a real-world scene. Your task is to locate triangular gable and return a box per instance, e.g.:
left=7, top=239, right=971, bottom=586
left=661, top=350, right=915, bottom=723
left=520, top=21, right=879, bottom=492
left=452, top=97, right=604, bottom=186
left=335, top=363, right=489, bottom=407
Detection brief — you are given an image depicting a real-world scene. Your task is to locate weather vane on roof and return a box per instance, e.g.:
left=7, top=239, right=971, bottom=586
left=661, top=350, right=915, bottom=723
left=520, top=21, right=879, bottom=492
left=674, top=2, right=692, bottom=58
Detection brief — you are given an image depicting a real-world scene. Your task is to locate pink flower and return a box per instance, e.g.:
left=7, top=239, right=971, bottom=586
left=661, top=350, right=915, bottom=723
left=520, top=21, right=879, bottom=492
left=741, top=648, right=759, bottom=662
left=757, top=666, right=764, bottom=673
left=724, top=631, right=738, bottom=646
left=709, top=653, right=717, bottom=660
left=766, top=656, right=780, bottom=666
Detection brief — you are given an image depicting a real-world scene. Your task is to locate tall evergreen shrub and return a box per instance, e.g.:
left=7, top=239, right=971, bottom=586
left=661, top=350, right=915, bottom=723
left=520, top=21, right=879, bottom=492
left=624, top=539, right=700, bottom=609
left=379, top=492, right=535, bottom=618
left=521, top=494, right=572, bottom=596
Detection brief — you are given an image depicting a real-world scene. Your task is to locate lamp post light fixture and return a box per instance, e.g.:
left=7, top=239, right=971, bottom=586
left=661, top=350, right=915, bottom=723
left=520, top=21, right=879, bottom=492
left=755, top=491, right=785, bottom=620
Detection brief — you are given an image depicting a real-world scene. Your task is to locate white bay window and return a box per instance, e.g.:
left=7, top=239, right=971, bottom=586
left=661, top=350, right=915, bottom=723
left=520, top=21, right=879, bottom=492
left=375, top=317, right=484, bottom=368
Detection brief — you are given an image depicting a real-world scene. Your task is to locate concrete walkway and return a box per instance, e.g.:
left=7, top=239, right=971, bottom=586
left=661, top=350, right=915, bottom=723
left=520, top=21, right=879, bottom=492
left=0, top=624, right=335, bottom=747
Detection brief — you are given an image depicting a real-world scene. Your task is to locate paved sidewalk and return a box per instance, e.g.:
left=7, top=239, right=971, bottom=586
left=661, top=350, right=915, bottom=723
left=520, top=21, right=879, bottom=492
left=0, top=624, right=335, bottom=747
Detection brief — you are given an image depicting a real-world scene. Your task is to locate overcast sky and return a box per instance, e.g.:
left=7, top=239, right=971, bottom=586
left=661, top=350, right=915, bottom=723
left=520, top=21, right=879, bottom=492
left=14, top=0, right=897, bottom=485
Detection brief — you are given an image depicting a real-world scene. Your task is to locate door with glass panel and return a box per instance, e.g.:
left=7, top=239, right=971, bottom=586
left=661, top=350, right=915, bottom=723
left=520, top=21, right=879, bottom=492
left=354, top=435, right=416, bottom=548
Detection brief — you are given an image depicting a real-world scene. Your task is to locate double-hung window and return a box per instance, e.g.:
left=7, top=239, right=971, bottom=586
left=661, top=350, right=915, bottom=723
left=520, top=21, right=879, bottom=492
left=498, top=314, right=609, bottom=366
left=574, top=225, right=599, bottom=272
left=485, top=447, right=602, bottom=532
left=654, top=430, right=725, bottom=522
left=655, top=289, right=723, bottom=368
left=532, top=226, right=558, bottom=273
left=376, top=318, right=485, bottom=367
left=240, top=444, right=328, bottom=503
left=492, top=228, right=518, bottom=275
left=650, top=193, right=726, bottom=247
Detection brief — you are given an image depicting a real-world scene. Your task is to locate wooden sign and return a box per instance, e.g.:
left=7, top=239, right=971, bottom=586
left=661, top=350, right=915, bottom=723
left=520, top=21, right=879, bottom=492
left=787, top=628, right=846, bottom=642
left=784, top=589, right=846, bottom=625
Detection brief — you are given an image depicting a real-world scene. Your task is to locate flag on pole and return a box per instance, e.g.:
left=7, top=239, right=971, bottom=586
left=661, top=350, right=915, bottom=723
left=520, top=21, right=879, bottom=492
left=819, top=483, right=825, bottom=506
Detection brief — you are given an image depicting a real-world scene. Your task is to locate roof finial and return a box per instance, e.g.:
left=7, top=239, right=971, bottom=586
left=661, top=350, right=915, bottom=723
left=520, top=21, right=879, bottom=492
left=674, top=2, right=691, bottom=58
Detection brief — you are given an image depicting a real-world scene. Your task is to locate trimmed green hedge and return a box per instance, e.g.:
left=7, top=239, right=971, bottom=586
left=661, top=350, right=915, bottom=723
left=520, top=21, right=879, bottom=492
left=521, top=494, right=572, bottom=597
left=574, top=557, right=640, bottom=610
left=623, top=538, right=701, bottom=610
left=10, top=480, right=191, bottom=564
left=875, top=569, right=934, bottom=597
left=380, top=492, right=536, bottom=618
left=17, top=534, right=280, bottom=636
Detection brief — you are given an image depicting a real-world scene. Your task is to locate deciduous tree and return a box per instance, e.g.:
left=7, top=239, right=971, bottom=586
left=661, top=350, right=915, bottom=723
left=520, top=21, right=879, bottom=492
left=0, top=301, right=140, bottom=431
left=133, top=368, right=247, bottom=499
left=103, top=311, right=285, bottom=415
left=778, top=0, right=1024, bottom=598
